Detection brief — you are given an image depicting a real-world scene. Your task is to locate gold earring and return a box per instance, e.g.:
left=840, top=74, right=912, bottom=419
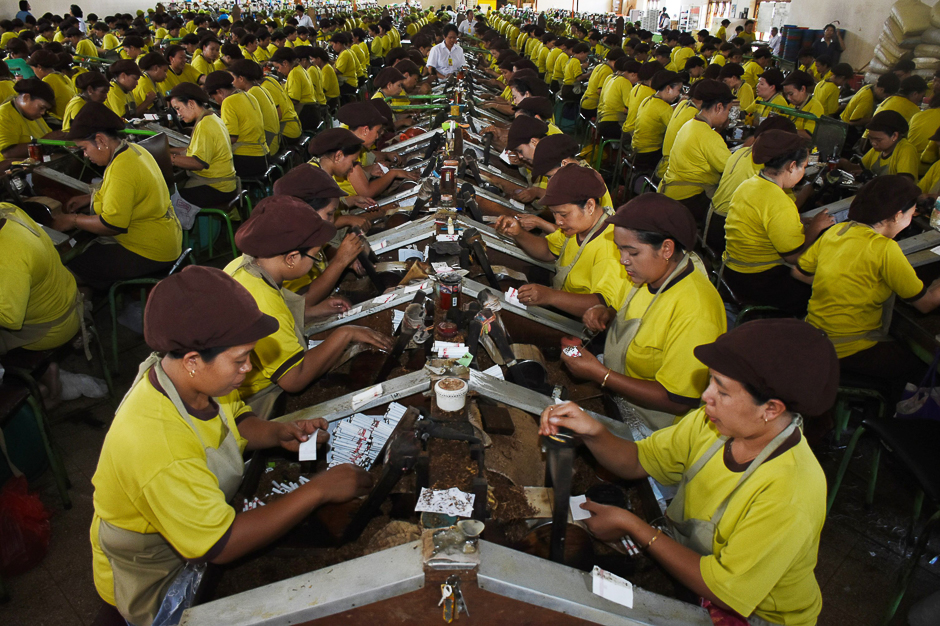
left=189, top=369, right=195, bottom=378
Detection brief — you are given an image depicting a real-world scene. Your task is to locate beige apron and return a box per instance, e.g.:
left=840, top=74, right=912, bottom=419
left=97, top=355, right=244, bottom=626
left=235, top=256, right=306, bottom=419
left=603, top=253, right=699, bottom=432
left=665, top=417, right=801, bottom=626
left=551, top=208, right=613, bottom=290
left=0, top=209, right=89, bottom=356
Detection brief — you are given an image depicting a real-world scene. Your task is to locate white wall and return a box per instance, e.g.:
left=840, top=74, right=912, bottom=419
left=4, top=0, right=148, bottom=20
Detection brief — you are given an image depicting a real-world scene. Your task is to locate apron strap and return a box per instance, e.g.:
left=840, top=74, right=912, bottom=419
left=552, top=208, right=612, bottom=289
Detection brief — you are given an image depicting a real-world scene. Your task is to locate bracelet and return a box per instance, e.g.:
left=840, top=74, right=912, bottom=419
left=601, top=368, right=611, bottom=388
left=644, top=529, right=662, bottom=551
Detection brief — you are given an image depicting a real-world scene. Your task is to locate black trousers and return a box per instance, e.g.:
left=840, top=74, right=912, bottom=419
left=297, top=103, right=321, bottom=131
left=722, top=265, right=812, bottom=317
left=632, top=149, right=662, bottom=171
left=233, top=154, right=268, bottom=177
left=840, top=341, right=928, bottom=410
left=68, top=242, right=175, bottom=291
left=678, top=191, right=711, bottom=226
left=705, top=211, right=726, bottom=255
left=339, top=83, right=358, bottom=104
left=177, top=184, right=238, bottom=208
left=597, top=121, right=621, bottom=140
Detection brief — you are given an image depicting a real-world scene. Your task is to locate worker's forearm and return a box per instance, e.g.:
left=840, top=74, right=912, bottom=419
left=73, top=214, right=122, bottom=236
left=277, top=328, right=353, bottom=392
left=546, top=289, right=604, bottom=316
left=303, top=259, right=348, bottom=307
left=238, top=415, right=288, bottom=451
left=582, top=428, right=646, bottom=479
left=172, top=155, right=205, bottom=170
left=512, top=229, right=556, bottom=261
left=604, top=371, right=693, bottom=416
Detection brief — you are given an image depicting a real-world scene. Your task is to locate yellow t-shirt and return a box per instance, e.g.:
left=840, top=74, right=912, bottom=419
left=544, top=47, right=562, bottom=78
left=712, top=147, right=760, bottom=217
left=158, top=64, right=201, bottom=94
left=799, top=222, right=925, bottom=358
left=249, top=85, right=280, bottom=155
left=61, top=95, right=87, bottom=131
left=191, top=54, right=215, bottom=76
left=616, top=265, right=726, bottom=407
left=723, top=175, right=803, bottom=273
left=874, top=95, right=921, bottom=122
left=716, top=26, right=727, bottom=41
left=734, top=82, right=755, bottom=112
left=536, top=46, right=552, bottom=74
left=286, top=65, right=315, bottom=104
left=0, top=78, right=15, bottom=103
left=813, top=80, right=840, bottom=116
left=0, top=205, right=80, bottom=351
left=0, top=99, right=51, bottom=154
left=790, top=96, right=825, bottom=135
left=544, top=223, right=627, bottom=307
left=562, top=56, right=582, bottom=86
left=42, top=73, right=77, bottom=120
left=746, top=92, right=787, bottom=118
left=742, top=60, right=763, bottom=89
left=321, top=64, right=341, bottom=100
left=623, top=83, right=655, bottom=133
left=187, top=113, right=237, bottom=193
left=659, top=99, right=699, bottom=177
left=632, top=96, right=674, bottom=154
left=581, top=63, right=612, bottom=110
left=353, top=43, right=369, bottom=77
left=920, top=158, right=940, bottom=194
left=306, top=65, right=327, bottom=105
left=598, top=74, right=632, bottom=124
left=105, top=81, right=135, bottom=118
left=94, top=144, right=182, bottom=262
left=908, top=108, right=940, bottom=155
left=636, top=409, right=825, bottom=625
left=841, top=85, right=874, bottom=123
left=551, top=52, right=570, bottom=84
left=221, top=91, right=267, bottom=158
left=673, top=46, right=695, bottom=71
left=371, top=33, right=388, bottom=60
left=335, top=49, right=359, bottom=88
left=861, top=138, right=919, bottom=178
left=662, top=119, right=731, bottom=201
left=224, top=257, right=305, bottom=398
left=262, top=76, right=302, bottom=140
left=74, top=38, right=98, bottom=59
left=132, top=74, right=162, bottom=110
left=90, top=369, right=251, bottom=607
left=711, top=53, right=726, bottom=67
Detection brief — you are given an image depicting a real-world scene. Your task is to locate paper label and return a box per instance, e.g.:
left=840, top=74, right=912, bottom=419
left=415, top=487, right=476, bottom=517
left=351, top=384, right=383, bottom=409
left=433, top=262, right=455, bottom=274
left=392, top=310, right=405, bottom=333
left=337, top=305, right=362, bottom=319
left=562, top=346, right=582, bottom=358
left=457, top=353, right=474, bottom=366
left=482, top=364, right=504, bottom=380
left=437, top=234, right=460, bottom=242
left=591, top=566, right=634, bottom=609
left=298, top=430, right=319, bottom=461
left=569, top=494, right=591, bottom=521
left=504, top=287, right=527, bottom=309
left=372, top=293, right=398, bottom=305
left=374, top=239, right=389, bottom=250
left=499, top=149, right=514, bottom=165
left=307, top=339, right=324, bottom=350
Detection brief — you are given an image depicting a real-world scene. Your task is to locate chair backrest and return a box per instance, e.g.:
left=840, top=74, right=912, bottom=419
left=136, top=133, right=176, bottom=192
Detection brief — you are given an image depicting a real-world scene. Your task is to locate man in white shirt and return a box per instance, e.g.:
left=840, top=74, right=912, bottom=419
left=295, top=5, right=314, bottom=28
left=427, top=24, right=465, bottom=78
left=458, top=10, right=473, bottom=35
left=768, top=27, right=782, bottom=57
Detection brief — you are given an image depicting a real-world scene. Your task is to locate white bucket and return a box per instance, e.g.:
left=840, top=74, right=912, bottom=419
left=435, top=377, right=468, bottom=412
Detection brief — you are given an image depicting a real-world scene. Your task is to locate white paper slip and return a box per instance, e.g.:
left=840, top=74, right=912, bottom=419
left=351, top=384, right=383, bottom=409
left=481, top=364, right=504, bottom=380
left=510, top=199, right=525, bottom=210
left=569, top=494, right=591, bottom=521
left=432, top=341, right=465, bottom=351
left=337, top=305, right=362, bottom=319
left=504, top=287, right=527, bottom=309
left=298, top=430, right=319, bottom=461
left=376, top=162, right=389, bottom=174
left=483, top=216, right=499, bottom=223
left=399, top=248, right=424, bottom=262
left=432, top=262, right=455, bottom=274
left=437, top=234, right=460, bottom=242
left=499, top=149, right=514, bottom=165
left=403, top=280, right=431, bottom=294
left=439, top=346, right=470, bottom=359
left=307, top=339, right=324, bottom=350
left=392, top=309, right=405, bottom=332
left=931, top=245, right=940, bottom=256
left=374, top=239, right=389, bottom=250
left=372, top=293, right=398, bottom=305
left=415, top=487, right=476, bottom=517
left=591, top=566, right=633, bottom=609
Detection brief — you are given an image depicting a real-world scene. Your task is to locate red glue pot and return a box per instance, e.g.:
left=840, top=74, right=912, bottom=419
left=437, top=321, right=459, bottom=339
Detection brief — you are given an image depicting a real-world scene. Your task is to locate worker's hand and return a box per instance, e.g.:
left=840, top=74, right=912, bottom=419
left=64, top=195, right=90, bottom=213
left=583, top=304, right=615, bottom=332
left=311, top=463, right=374, bottom=503
left=805, top=210, right=835, bottom=236
left=335, top=213, right=372, bottom=233
left=517, top=283, right=554, bottom=307
left=308, top=295, right=352, bottom=319
left=277, top=418, right=330, bottom=453
left=143, top=91, right=157, bottom=106
left=351, top=258, right=366, bottom=276
left=514, top=214, right=555, bottom=232
left=538, top=400, right=605, bottom=439
left=512, top=186, right=544, bottom=204
left=346, top=325, right=396, bottom=352
left=335, top=232, right=365, bottom=267
left=393, top=168, right=419, bottom=181
left=347, top=195, right=378, bottom=210
left=367, top=162, right=387, bottom=177
left=561, top=345, right=607, bottom=382
left=579, top=499, right=634, bottom=542
left=49, top=212, right=74, bottom=232
left=480, top=125, right=501, bottom=137
left=494, top=215, right=522, bottom=237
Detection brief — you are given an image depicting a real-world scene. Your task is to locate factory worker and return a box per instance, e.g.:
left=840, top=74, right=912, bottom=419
left=562, top=194, right=726, bottom=435
left=841, top=111, right=919, bottom=179
left=796, top=176, right=940, bottom=406
left=744, top=67, right=787, bottom=119
left=90, top=266, right=373, bottom=626
left=541, top=318, right=837, bottom=626
left=0, top=78, right=59, bottom=160
left=52, top=103, right=182, bottom=290
left=632, top=70, right=683, bottom=171
left=781, top=70, right=825, bottom=138
left=334, top=101, right=417, bottom=197
left=494, top=164, right=625, bottom=316
left=722, top=131, right=834, bottom=316
left=224, top=196, right=393, bottom=418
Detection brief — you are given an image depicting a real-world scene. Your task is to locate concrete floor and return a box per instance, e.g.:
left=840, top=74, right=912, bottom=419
left=1, top=322, right=939, bottom=626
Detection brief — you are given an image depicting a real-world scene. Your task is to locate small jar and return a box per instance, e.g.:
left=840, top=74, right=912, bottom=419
left=435, top=377, right=468, bottom=412
left=438, top=274, right=462, bottom=311
left=437, top=321, right=458, bottom=339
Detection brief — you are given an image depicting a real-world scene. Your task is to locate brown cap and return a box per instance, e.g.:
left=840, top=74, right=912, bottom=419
left=531, top=133, right=580, bottom=180
left=26, top=49, right=59, bottom=68
left=203, top=70, right=235, bottom=95
left=751, top=130, right=809, bottom=164
left=511, top=69, right=550, bottom=97
left=693, top=78, right=734, bottom=102
left=606, top=193, right=697, bottom=251
left=752, top=114, right=797, bottom=138
left=65, top=102, right=125, bottom=140
left=514, top=96, right=553, bottom=119
left=694, top=319, right=839, bottom=414
left=650, top=69, right=680, bottom=91
left=307, top=127, right=363, bottom=157
left=370, top=97, right=394, bottom=125
left=109, top=59, right=142, bottom=78
left=75, top=71, right=109, bottom=92
left=507, top=115, right=548, bottom=150
left=866, top=110, right=909, bottom=136
left=638, top=60, right=664, bottom=82
left=235, top=196, right=337, bottom=257
left=13, top=78, right=55, bottom=106
left=541, top=164, right=607, bottom=206
left=144, top=266, right=278, bottom=353
left=273, top=163, right=348, bottom=201
left=395, top=59, right=420, bottom=76
left=759, top=67, right=785, bottom=90
left=336, top=100, right=386, bottom=129
left=848, top=175, right=921, bottom=225
left=374, top=66, right=405, bottom=88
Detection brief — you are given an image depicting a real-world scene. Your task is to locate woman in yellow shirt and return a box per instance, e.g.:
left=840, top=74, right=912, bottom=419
left=722, top=131, right=834, bottom=315
left=795, top=175, right=940, bottom=407
left=0, top=78, right=58, bottom=160
left=229, top=59, right=281, bottom=157
left=204, top=71, right=269, bottom=177
left=335, top=101, right=417, bottom=197
left=271, top=47, right=319, bottom=132
left=104, top=59, right=144, bottom=119
left=495, top=164, right=626, bottom=316
left=168, top=82, right=238, bottom=207
left=331, top=32, right=359, bottom=101
left=718, top=63, right=754, bottom=112
left=745, top=67, right=788, bottom=119
left=873, top=75, right=927, bottom=123
left=25, top=49, right=75, bottom=121
left=62, top=71, right=109, bottom=132
left=813, top=62, right=853, bottom=117
left=596, top=57, right=640, bottom=139
left=50, top=103, right=182, bottom=290
left=632, top=70, right=682, bottom=170
left=781, top=70, right=825, bottom=139
left=541, top=318, right=836, bottom=626
left=853, top=111, right=919, bottom=179
left=622, top=61, right=661, bottom=137
left=89, top=264, right=374, bottom=626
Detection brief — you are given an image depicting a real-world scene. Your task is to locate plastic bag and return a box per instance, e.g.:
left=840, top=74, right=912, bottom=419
left=0, top=476, right=51, bottom=576
left=891, top=0, right=932, bottom=36
left=896, top=351, right=940, bottom=421
left=931, top=1, right=940, bottom=28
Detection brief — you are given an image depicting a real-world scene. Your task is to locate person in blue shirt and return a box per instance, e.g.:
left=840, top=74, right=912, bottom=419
left=15, top=1, right=32, bottom=22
